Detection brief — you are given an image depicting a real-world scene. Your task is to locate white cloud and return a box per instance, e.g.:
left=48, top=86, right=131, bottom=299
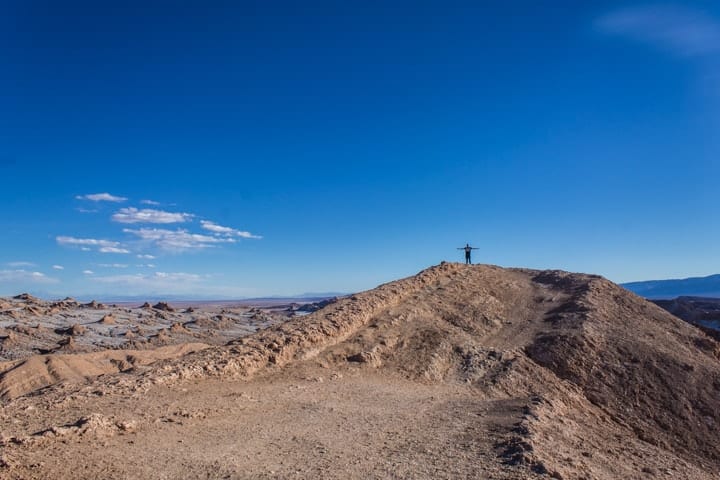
left=112, top=207, right=193, bottom=224
left=99, top=246, right=131, bottom=254
left=76, top=208, right=99, bottom=213
left=137, top=254, right=156, bottom=259
left=98, top=263, right=128, bottom=268
left=200, top=220, right=263, bottom=239
left=136, top=263, right=156, bottom=268
left=52, top=265, right=64, bottom=270
left=57, top=236, right=120, bottom=248
left=154, top=272, right=201, bottom=280
left=55, top=236, right=130, bottom=253
left=200, top=221, right=235, bottom=235
left=0, top=269, right=58, bottom=284
left=83, top=270, right=94, bottom=275
left=140, top=199, right=161, bottom=206
left=57, top=236, right=130, bottom=254
left=123, top=228, right=235, bottom=252
left=76, top=192, right=128, bottom=202
left=597, top=6, right=720, bottom=58
left=7, top=261, right=36, bottom=268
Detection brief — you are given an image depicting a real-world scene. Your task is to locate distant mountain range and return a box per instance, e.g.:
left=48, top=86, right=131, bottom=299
left=622, top=274, right=720, bottom=299
left=3, top=291, right=346, bottom=303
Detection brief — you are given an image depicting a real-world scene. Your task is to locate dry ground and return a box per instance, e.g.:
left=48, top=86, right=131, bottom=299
left=1, top=263, right=719, bottom=479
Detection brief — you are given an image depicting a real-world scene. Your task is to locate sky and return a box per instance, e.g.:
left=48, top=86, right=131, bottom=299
left=2, top=0, right=720, bottom=299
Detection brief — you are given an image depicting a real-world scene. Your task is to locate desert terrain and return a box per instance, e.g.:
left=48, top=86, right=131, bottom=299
left=1, top=263, right=719, bottom=479
left=653, top=296, right=720, bottom=339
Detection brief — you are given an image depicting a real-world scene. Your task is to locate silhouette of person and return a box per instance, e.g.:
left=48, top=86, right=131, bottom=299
left=457, top=243, right=478, bottom=264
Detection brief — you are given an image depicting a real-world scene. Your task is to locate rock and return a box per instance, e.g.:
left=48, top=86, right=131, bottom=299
left=13, top=293, right=39, bottom=302
left=57, top=337, right=77, bottom=350
left=0, top=331, right=17, bottom=343
left=70, top=323, right=87, bottom=335
left=52, top=297, right=78, bottom=309
left=23, top=306, right=44, bottom=316
left=55, top=324, right=87, bottom=336
left=296, top=297, right=339, bottom=314
left=346, top=350, right=381, bottom=367
left=170, top=322, right=189, bottom=334
left=152, top=302, right=175, bottom=312
left=82, top=300, right=104, bottom=309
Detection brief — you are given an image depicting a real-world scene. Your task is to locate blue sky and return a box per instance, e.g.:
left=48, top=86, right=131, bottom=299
left=2, top=1, right=719, bottom=298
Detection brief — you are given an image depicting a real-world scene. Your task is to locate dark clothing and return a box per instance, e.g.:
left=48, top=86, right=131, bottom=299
left=458, top=244, right=477, bottom=264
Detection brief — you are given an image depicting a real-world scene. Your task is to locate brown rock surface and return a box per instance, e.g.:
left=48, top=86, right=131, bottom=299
left=0, top=343, right=209, bottom=401
left=0, top=263, right=718, bottom=479
left=12, top=293, right=39, bottom=302
left=152, top=302, right=175, bottom=312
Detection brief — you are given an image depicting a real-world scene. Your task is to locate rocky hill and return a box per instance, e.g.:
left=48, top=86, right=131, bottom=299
left=0, top=263, right=718, bottom=479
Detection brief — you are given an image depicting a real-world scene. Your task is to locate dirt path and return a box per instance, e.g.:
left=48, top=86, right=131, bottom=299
left=2, top=371, right=544, bottom=479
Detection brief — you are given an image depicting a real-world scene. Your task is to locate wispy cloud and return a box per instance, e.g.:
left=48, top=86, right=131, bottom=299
left=99, top=246, right=131, bottom=254
left=83, top=270, right=94, bottom=275
left=76, top=192, right=128, bottom=202
left=200, top=220, right=263, bottom=239
left=123, top=228, right=235, bottom=252
left=0, top=269, right=58, bottom=284
left=140, top=199, right=161, bottom=206
left=596, top=5, right=720, bottom=57
left=52, top=265, right=64, bottom=270
left=136, top=263, right=156, bottom=268
left=7, top=261, right=36, bottom=268
left=97, top=263, right=128, bottom=268
left=137, top=254, right=156, bottom=259
left=92, top=271, right=205, bottom=293
left=112, top=207, right=193, bottom=224
left=56, top=236, right=130, bottom=254
left=57, top=236, right=120, bottom=248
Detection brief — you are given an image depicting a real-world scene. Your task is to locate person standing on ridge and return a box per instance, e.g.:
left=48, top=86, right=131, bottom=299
left=457, top=243, right=478, bottom=264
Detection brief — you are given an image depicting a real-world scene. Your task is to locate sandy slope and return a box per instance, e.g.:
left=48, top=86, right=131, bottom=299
left=1, top=263, right=719, bottom=479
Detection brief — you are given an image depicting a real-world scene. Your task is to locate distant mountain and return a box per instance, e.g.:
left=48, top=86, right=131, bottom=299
left=651, top=296, right=720, bottom=337
left=1, top=292, right=346, bottom=304
left=621, top=274, right=720, bottom=299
